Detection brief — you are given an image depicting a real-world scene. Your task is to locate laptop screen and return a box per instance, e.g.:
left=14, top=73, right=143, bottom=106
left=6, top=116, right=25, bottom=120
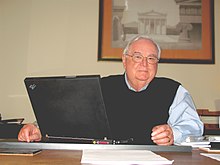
left=24, top=75, right=111, bottom=140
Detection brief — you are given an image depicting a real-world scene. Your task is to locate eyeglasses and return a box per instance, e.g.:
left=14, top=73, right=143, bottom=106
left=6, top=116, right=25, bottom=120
left=126, top=53, right=159, bottom=64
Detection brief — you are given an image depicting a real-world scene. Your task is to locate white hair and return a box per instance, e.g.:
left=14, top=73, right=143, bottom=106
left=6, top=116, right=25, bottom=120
left=123, top=35, right=161, bottom=59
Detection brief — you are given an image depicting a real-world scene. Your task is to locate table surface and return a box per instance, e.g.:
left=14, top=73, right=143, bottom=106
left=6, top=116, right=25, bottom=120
left=0, top=149, right=219, bottom=165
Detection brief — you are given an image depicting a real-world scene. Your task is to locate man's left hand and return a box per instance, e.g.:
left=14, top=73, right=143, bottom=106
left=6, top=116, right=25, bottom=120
left=151, top=124, right=174, bottom=146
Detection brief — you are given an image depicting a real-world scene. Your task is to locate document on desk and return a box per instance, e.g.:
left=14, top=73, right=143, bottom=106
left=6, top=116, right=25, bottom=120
left=175, top=136, right=210, bottom=148
left=81, top=149, right=174, bottom=164
left=200, top=153, right=220, bottom=161
left=175, top=141, right=210, bottom=148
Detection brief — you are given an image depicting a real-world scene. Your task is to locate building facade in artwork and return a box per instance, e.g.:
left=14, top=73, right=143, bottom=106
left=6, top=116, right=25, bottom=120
left=175, top=0, right=202, bottom=42
left=137, top=10, right=167, bottom=35
left=112, top=0, right=202, bottom=49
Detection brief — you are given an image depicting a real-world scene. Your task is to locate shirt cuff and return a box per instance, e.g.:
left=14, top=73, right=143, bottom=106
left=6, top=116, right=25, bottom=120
left=172, top=127, right=186, bottom=144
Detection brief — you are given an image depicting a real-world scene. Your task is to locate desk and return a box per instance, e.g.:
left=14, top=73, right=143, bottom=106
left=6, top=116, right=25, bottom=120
left=0, top=149, right=219, bottom=165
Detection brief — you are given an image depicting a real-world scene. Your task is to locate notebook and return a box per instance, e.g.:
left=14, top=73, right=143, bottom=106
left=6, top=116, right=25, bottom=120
left=0, top=148, right=42, bottom=156
left=24, top=75, right=112, bottom=143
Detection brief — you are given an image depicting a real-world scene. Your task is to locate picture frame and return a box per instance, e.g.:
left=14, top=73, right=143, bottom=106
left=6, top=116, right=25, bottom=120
left=98, top=0, right=214, bottom=64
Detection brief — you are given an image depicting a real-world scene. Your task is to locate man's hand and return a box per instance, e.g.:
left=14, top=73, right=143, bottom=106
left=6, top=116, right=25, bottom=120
left=18, top=123, right=42, bottom=142
left=151, top=124, right=174, bottom=146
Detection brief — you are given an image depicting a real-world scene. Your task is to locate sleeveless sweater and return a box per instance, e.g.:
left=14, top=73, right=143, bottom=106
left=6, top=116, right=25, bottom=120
left=101, top=74, right=180, bottom=144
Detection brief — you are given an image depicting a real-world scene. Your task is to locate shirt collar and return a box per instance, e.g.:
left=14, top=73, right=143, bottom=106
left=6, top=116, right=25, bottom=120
left=124, top=73, right=148, bottom=92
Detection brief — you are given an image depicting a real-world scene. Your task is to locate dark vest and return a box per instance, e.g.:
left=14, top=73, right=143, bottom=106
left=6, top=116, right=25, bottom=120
left=101, top=74, right=180, bottom=144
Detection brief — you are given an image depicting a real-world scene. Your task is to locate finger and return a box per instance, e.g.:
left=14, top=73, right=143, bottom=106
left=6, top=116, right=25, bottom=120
left=18, top=134, right=24, bottom=141
left=152, top=130, right=170, bottom=140
left=18, top=129, right=29, bottom=142
left=29, top=133, right=41, bottom=142
left=22, top=130, right=31, bottom=142
left=153, top=136, right=170, bottom=145
left=153, top=136, right=174, bottom=146
left=151, top=125, right=161, bottom=132
left=151, top=125, right=167, bottom=136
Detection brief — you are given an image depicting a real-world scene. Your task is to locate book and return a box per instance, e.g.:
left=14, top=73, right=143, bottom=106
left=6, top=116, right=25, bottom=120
left=0, top=148, right=42, bottom=156
left=210, top=141, right=220, bottom=149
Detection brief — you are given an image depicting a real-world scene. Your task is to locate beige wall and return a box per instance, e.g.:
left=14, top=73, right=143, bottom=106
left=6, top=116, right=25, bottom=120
left=0, top=0, right=219, bottom=123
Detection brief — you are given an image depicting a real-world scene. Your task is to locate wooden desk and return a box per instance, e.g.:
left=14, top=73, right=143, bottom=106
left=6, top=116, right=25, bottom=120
left=0, top=149, right=219, bottom=165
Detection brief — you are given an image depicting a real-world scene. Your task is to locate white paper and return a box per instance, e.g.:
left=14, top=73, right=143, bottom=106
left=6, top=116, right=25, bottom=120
left=81, top=149, right=174, bottom=165
left=175, top=141, right=210, bottom=148
left=200, top=153, right=220, bottom=161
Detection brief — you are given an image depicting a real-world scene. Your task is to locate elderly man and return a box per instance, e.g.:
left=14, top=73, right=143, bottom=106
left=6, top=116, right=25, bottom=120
left=18, top=35, right=203, bottom=145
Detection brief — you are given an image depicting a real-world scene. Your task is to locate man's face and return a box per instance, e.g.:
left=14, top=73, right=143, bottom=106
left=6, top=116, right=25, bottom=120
left=122, top=39, right=158, bottom=88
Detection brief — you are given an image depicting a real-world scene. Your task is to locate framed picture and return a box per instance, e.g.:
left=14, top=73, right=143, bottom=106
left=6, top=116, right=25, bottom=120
left=98, top=0, right=214, bottom=64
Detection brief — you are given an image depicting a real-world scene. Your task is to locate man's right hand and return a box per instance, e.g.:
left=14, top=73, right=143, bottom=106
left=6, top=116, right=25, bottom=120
left=18, top=123, right=42, bottom=142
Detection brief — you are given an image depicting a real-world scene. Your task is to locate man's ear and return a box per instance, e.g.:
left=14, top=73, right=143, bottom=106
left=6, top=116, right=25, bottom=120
left=122, top=55, right=126, bottom=69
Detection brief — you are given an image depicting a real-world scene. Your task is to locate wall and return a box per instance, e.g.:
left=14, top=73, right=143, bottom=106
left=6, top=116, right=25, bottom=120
left=0, top=0, right=219, bottom=123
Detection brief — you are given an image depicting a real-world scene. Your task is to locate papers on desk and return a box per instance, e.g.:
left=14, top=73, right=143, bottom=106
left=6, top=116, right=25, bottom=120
left=175, top=141, right=211, bottom=148
left=81, top=149, right=174, bottom=164
left=205, top=135, right=220, bottom=141
left=175, top=136, right=211, bottom=148
left=200, top=153, right=220, bottom=161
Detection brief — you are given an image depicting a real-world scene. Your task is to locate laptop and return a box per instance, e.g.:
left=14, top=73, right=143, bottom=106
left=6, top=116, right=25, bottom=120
left=24, top=75, right=112, bottom=143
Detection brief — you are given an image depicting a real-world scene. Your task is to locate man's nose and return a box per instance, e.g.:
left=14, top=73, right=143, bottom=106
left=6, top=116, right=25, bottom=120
left=140, top=57, right=148, bottom=66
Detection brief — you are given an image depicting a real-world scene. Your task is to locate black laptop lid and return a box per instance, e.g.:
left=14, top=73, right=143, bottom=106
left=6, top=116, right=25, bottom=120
left=24, top=75, right=111, bottom=139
